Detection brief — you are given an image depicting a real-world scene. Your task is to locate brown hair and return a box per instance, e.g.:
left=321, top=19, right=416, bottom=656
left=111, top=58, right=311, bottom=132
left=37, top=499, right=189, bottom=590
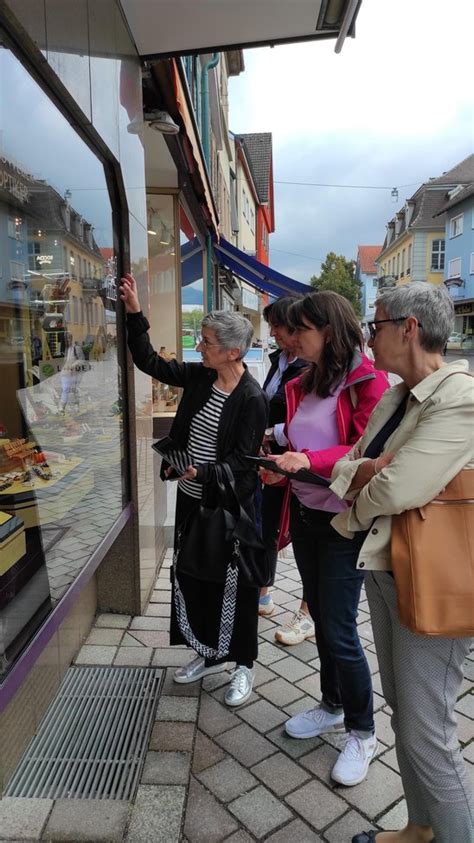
left=263, top=295, right=302, bottom=326
left=287, top=291, right=363, bottom=397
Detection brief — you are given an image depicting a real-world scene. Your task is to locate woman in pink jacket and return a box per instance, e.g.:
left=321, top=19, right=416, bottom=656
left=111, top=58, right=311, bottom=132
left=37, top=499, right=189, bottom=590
left=264, top=291, right=388, bottom=787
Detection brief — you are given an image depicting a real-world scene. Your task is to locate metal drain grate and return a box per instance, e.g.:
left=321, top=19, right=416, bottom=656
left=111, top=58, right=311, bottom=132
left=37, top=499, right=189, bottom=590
left=6, top=666, right=161, bottom=800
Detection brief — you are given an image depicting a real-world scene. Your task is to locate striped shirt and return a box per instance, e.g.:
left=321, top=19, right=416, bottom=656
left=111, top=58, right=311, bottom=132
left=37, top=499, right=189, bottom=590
left=178, top=385, right=229, bottom=499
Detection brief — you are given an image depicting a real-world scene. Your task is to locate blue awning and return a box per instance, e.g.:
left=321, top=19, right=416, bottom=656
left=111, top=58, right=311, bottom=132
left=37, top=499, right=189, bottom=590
left=181, top=237, right=203, bottom=287
left=214, top=237, right=312, bottom=298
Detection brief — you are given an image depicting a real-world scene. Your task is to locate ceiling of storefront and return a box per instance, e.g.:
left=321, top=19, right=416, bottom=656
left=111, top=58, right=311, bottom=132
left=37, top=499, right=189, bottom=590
left=119, top=0, right=362, bottom=58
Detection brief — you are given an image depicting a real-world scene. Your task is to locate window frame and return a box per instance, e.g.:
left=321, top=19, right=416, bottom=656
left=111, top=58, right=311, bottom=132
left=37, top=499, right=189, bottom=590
left=0, top=18, right=134, bottom=708
left=449, top=213, right=464, bottom=238
left=431, top=238, right=445, bottom=271
left=447, top=257, right=462, bottom=279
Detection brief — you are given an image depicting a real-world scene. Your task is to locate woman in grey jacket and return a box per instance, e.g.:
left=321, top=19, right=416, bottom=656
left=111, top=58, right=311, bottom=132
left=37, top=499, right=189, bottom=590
left=330, top=283, right=473, bottom=843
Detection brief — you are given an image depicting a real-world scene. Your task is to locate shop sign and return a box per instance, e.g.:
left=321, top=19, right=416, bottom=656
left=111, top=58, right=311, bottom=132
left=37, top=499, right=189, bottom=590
left=242, top=287, right=259, bottom=311
left=39, top=358, right=92, bottom=380
left=36, top=255, right=54, bottom=266
left=0, top=158, right=31, bottom=204
left=42, top=314, right=65, bottom=331
left=455, top=303, right=474, bottom=315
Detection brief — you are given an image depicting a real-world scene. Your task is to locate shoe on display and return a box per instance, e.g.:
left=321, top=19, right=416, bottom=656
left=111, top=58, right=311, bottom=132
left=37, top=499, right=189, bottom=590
left=275, top=609, right=315, bottom=645
left=331, top=732, right=378, bottom=786
left=174, top=655, right=228, bottom=684
left=285, top=705, right=345, bottom=739
left=258, top=594, right=275, bottom=616
left=224, top=665, right=254, bottom=706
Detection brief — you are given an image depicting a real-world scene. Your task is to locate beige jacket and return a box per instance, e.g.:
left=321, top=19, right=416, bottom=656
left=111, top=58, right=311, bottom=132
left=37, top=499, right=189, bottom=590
left=330, top=360, right=474, bottom=571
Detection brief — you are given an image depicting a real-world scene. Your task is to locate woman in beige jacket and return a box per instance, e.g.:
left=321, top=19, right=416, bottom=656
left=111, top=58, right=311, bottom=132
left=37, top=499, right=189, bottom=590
left=330, top=282, right=473, bottom=843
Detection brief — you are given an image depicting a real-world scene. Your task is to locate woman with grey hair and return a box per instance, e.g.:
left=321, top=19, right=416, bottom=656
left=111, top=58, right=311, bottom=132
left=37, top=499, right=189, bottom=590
left=330, top=282, right=474, bottom=843
left=120, top=274, right=268, bottom=706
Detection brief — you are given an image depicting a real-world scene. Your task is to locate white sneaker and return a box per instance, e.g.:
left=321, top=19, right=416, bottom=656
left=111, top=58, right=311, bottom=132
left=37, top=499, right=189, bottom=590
left=258, top=595, right=275, bottom=617
left=275, top=609, right=315, bottom=645
left=224, top=666, right=254, bottom=706
left=331, top=732, right=378, bottom=786
left=285, top=705, right=345, bottom=739
left=174, top=655, right=228, bottom=684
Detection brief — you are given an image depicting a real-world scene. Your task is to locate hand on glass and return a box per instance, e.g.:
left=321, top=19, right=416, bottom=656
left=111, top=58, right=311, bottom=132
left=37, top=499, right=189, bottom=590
left=119, top=273, right=141, bottom=314
left=349, top=451, right=396, bottom=492
left=273, top=451, right=310, bottom=473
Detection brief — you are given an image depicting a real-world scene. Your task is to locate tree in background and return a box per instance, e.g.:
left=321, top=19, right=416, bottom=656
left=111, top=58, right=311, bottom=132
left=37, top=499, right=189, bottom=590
left=310, top=252, right=362, bottom=316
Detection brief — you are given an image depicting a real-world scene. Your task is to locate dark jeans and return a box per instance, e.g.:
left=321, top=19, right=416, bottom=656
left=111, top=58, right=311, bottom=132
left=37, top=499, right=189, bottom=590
left=290, top=495, right=374, bottom=734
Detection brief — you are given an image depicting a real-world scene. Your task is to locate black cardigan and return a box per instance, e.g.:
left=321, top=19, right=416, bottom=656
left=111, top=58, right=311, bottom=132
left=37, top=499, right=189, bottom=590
left=126, top=312, right=268, bottom=501
left=263, top=349, right=307, bottom=427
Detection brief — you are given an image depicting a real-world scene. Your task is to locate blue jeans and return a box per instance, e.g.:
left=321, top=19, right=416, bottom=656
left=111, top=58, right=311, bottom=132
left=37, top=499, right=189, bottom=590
left=290, top=496, right=374, bottom=734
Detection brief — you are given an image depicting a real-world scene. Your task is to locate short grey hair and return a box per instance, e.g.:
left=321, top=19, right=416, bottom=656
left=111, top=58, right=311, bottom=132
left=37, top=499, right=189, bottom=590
left=201, top=310, right=254, bottom=358
left=376, top=282, right=454, bottom=352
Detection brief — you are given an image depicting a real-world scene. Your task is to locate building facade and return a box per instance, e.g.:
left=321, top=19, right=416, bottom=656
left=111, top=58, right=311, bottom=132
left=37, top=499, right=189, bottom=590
left=0, top=2, right=241, bottom=790
left=355, top=245, right=382, bottom=323
left=436, top=183, right=474, bottom=340
left=0, top=0, right=356, bottom=793
left=376, top=156, right=474, bottom=291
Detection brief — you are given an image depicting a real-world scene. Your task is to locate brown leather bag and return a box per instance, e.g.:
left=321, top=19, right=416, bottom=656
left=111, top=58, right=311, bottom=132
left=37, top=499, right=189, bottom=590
left=391, top=468, right=474, bottom=637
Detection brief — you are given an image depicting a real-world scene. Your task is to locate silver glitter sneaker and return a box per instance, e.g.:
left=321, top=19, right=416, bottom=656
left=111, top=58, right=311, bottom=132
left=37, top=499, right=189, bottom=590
left=174, top=655, right=228, bottom=684
left=224, top=666, right=254, bottom=706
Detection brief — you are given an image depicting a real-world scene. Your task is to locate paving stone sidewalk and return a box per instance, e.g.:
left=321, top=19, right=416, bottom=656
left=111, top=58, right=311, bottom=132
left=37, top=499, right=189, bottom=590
left=2, top=547, right=473, bottom=841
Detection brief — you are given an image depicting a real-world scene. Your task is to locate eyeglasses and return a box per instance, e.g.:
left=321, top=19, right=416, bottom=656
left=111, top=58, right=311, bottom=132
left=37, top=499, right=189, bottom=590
left=367, top=317, right=423, bottom=341
left=197, top=334, right=221, bottom=348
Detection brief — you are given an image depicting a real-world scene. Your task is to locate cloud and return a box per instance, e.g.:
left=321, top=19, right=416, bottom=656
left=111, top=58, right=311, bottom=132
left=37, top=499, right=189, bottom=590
left=230, top=0, right=474, bottom=281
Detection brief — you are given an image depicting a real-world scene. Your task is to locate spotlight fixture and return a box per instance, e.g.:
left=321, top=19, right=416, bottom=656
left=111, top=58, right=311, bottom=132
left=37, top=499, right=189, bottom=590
left=128, top=109, right=180, bottom=136
left=147, top=110, right=180, bottom=135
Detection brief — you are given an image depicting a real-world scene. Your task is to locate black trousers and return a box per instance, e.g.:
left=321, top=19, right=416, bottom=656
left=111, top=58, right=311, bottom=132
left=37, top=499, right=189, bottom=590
left=169, top=489, right=259, bottom=665
left=260, top=483, right=307, bottom=601
left=260, top=482, right=285, bottom=585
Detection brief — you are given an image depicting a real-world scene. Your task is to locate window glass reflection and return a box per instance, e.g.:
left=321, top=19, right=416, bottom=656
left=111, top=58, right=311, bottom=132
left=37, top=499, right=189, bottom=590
left=180, top=204, right=204, bottom=358
left=0, top=45, right=124, bottom=678
left=147, top=194, right=179, bottom=418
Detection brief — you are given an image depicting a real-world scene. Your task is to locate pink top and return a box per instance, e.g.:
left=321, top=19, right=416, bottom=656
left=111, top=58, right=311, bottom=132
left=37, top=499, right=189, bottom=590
left=288, top=386, right=348, bottom=513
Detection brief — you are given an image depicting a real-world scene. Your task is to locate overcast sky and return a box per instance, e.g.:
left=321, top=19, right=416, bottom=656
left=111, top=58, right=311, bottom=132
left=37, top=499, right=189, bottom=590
left=229, top=0, right=474, bottom=283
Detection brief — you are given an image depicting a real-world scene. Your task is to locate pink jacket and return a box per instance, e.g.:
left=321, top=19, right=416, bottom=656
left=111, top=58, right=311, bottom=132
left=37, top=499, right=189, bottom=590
left=277, top=351, right=389, bottom=549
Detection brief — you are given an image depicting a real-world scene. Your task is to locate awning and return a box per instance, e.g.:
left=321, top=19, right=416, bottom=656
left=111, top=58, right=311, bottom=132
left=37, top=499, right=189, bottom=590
left=214, top=238, right=312, bottom=298
left=181, top=238, right=203, bottom=287
left=120, top=0, right=362, bottom=57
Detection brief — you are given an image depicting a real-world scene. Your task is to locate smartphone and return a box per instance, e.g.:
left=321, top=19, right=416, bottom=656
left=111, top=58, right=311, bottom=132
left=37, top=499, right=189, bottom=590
left=245, top=455, right=331, bottom=487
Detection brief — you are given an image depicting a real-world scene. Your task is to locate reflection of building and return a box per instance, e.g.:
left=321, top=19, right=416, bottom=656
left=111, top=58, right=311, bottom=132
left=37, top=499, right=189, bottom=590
left=0, top=164, right=113, bottom=381
left=0, top=0, right=360, bottom=794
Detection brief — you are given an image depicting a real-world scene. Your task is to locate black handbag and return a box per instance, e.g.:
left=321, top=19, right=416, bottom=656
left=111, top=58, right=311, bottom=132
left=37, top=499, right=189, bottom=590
left=176, top=463, right=271, bottom=588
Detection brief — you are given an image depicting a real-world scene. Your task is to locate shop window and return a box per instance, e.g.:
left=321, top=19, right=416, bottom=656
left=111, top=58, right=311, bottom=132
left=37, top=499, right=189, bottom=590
left=179, top=202, right=204, bottom=400
left=146, top=194, right=181, bottom=420
left=0, top=43, right=125, bottom=679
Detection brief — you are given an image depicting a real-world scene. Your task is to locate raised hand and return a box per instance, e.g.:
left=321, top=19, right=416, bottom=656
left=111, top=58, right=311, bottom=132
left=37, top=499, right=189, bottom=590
left=119, top=273, right=141, bottom=314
